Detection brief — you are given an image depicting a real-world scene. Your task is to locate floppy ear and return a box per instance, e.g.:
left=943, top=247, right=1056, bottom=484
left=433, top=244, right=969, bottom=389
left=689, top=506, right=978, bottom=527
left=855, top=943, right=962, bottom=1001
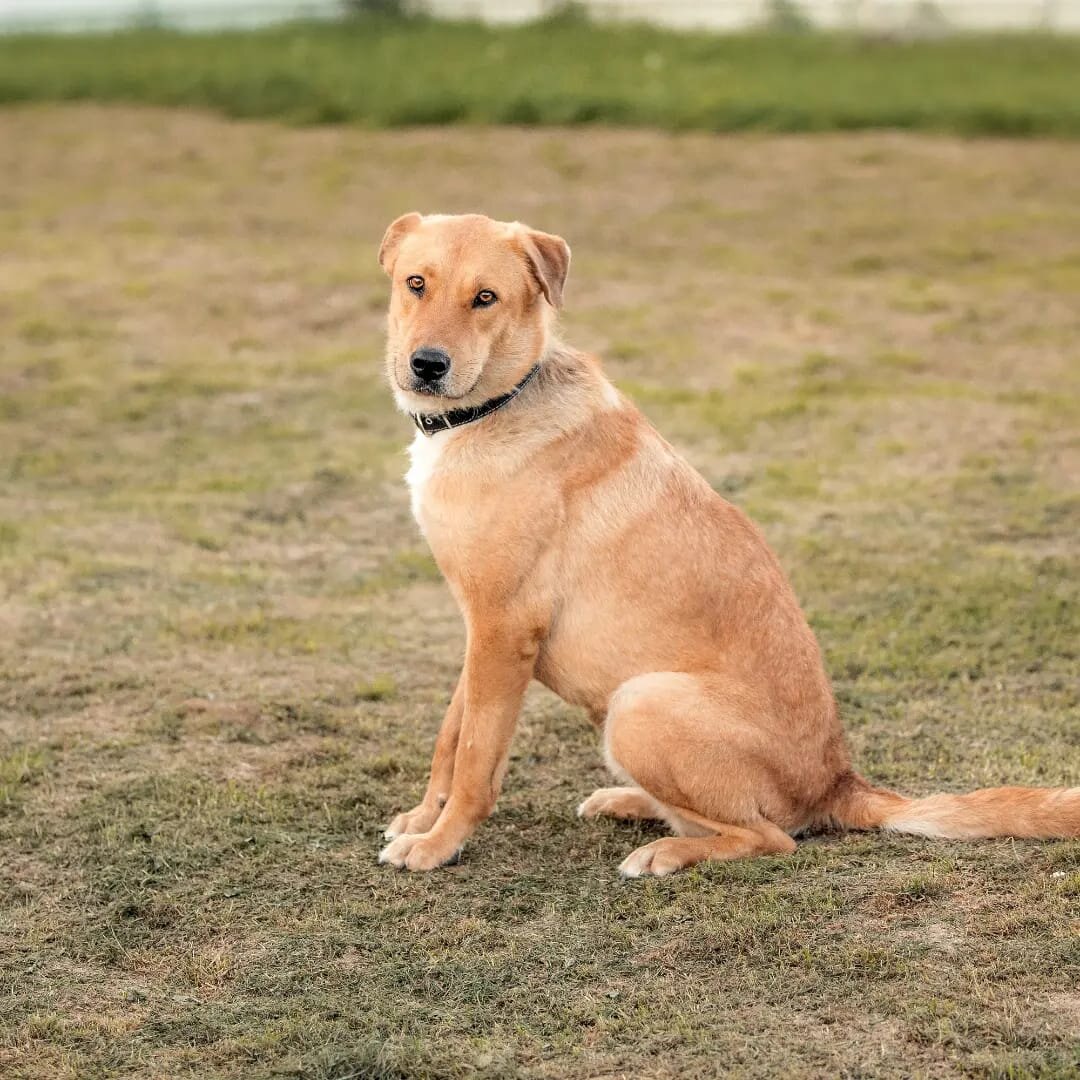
left=520, top=227, right=571, bottom=309
left=378, top=212, right=423, bottom=276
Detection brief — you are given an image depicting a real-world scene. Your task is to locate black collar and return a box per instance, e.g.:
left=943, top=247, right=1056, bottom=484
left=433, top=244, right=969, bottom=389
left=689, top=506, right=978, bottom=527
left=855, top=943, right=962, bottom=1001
left=412, top=363, right=540, bottom=436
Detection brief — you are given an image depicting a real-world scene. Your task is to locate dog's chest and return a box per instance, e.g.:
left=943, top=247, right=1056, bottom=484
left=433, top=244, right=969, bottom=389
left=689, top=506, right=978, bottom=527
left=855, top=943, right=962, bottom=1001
left=405, top=430, right=446, bottom=526
left=405, top=430, right=528, bottom=576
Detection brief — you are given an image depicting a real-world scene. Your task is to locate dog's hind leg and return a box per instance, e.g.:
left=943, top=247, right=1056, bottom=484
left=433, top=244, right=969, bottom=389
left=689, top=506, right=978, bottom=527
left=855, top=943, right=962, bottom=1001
left=617, top=822, right=796, bottom=877
left=599, top=671, right=800, bottom=876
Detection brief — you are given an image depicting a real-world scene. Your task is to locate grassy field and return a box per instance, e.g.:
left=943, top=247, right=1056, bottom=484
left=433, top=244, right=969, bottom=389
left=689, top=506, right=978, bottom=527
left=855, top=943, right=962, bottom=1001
left=2, top=18, right=1080, bottom=135
left=1, top=104, right=1079, bottom=1078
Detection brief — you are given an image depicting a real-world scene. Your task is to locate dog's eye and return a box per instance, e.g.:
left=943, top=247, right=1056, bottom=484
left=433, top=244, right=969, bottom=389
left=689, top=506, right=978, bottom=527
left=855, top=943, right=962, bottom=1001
left=406, top=275, right=425, bottom=295
left=472, top=289, right=497, bottom=308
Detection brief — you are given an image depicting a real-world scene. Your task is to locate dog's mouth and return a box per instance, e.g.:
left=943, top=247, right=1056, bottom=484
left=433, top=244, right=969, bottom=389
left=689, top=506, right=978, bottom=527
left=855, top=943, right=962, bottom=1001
left=409, top=380, right=445, bottom=397
left=398, top=372, right=481, bottom=404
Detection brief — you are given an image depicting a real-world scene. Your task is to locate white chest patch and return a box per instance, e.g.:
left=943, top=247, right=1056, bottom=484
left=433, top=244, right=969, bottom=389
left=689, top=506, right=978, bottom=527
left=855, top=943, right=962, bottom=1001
left=405, top=429, right=450, bottom=526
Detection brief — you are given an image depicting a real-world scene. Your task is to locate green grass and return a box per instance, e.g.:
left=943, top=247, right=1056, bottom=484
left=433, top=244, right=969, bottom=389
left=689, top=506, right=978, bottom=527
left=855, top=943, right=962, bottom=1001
left=1, top=105, right=1079, bottom=1077
left=2, top=16, right=1080, bottom=134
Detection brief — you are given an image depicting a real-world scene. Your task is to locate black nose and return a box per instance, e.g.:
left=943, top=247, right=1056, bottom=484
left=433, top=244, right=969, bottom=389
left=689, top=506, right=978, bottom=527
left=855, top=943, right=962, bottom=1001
left=410, top=347, right=451, bottom=383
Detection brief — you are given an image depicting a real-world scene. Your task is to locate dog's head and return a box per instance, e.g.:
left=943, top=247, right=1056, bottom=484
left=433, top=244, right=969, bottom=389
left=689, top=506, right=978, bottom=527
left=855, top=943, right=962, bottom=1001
left=378, top=213, right=570, bottom=413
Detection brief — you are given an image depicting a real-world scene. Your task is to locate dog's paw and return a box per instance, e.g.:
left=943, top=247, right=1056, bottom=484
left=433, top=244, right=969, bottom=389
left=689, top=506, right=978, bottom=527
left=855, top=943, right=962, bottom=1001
left=577, top=786, right=661, bottom=823
left=577, top=787, right=628, bottom=819
left=384, top=803, right=441, bottom=840
left=378, top=832, right=460, bottom=871
left=618, top=839, right=688, bottom=878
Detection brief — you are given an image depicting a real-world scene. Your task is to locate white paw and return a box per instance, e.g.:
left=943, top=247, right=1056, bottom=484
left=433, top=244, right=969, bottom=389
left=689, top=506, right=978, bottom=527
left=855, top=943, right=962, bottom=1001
left=378, top=832, right=460, bottom=871
left=378, top=833, right=418, bottom=866
left=576, top=789, right=617, bottom=819
left=618, top=841, right=681, bottom=878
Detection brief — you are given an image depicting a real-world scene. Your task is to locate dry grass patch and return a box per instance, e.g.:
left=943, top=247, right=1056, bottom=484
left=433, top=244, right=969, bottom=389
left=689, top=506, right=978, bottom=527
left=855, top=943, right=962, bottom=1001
left=1, top=106, right=1078, bottom=1079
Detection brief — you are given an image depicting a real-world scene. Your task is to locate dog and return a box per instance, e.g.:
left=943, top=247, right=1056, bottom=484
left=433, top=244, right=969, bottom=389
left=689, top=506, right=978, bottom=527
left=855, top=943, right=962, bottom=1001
left=375, top=211, right=1080, bottom=876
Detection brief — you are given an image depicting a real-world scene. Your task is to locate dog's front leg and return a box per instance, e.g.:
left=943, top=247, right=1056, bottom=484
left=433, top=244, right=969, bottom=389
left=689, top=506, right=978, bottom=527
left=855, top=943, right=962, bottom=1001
left=383, top=677, right=464, bottom=840
left=379, top=623, right=536, bottom=871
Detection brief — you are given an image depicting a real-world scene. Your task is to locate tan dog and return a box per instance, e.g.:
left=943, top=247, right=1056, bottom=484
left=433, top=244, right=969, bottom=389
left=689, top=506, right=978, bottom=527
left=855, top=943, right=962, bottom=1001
left=376, top=212, right=1080, bottom=876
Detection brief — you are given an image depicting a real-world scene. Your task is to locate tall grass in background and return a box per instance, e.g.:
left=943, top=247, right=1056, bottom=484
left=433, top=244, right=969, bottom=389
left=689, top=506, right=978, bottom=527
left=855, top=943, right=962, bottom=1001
left=1, top=13, right=1079, bottom=134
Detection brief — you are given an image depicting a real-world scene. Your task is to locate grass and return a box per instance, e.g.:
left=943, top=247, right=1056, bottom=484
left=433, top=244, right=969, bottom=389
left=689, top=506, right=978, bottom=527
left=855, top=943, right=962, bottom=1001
left=1, top=17, right=1080, bottom=135
left=1, top=104, right=1079, bottom=1077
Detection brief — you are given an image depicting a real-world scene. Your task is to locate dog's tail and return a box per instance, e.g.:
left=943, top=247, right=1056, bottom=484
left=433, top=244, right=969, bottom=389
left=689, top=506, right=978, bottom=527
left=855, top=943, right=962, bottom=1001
left=825, top=771, right=1080, bottom=840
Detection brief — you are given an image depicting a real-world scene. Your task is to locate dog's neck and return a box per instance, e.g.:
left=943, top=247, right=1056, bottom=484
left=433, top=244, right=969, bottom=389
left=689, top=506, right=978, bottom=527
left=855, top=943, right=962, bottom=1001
left=412, top=342, right=610, bottom=434
left=405, top=344, right=621, bottom=473
left=411, top=362, right=542, bottom=437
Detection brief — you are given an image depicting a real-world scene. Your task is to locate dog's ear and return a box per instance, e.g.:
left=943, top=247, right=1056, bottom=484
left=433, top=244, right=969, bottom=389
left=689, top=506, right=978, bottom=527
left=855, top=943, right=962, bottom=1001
left=378, top=212, right=423, bottom=276
left=520, top=227, right=571, bottom=309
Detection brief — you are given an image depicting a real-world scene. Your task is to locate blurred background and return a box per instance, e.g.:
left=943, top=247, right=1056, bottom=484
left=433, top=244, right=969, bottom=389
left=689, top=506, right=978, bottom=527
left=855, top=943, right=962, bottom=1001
left=2, top=4, right=1078, bottom=1080
left=4, top=0, right=1080, bottom=32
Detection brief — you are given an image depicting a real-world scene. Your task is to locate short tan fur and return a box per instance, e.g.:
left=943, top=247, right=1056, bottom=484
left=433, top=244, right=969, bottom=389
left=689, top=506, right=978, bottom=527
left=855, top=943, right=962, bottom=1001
left=377, top=212, right=1080, bottom=877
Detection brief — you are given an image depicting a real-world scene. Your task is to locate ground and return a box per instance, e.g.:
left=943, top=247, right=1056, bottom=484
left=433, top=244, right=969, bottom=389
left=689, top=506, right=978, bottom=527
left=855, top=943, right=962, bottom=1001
left=0, top=105, right=1078, bottom=1079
